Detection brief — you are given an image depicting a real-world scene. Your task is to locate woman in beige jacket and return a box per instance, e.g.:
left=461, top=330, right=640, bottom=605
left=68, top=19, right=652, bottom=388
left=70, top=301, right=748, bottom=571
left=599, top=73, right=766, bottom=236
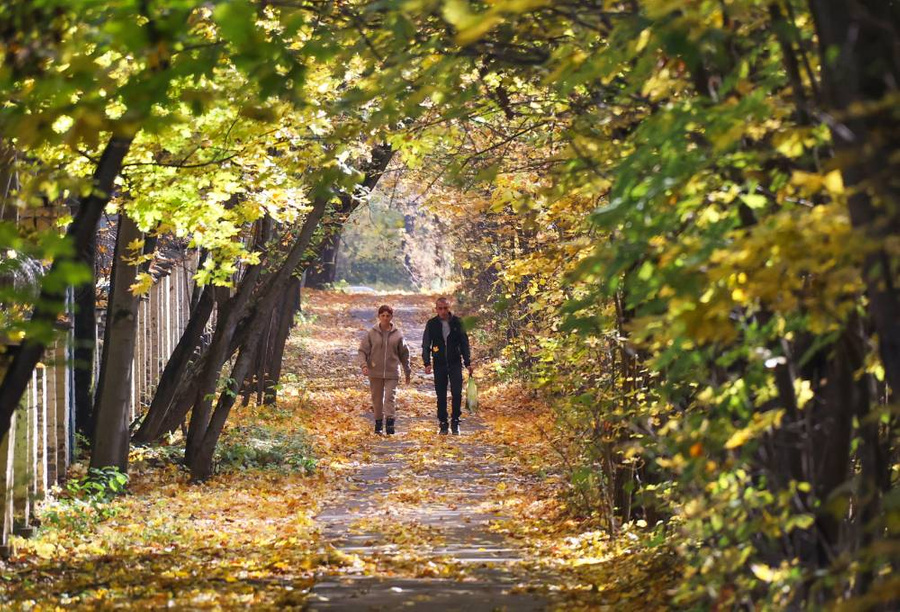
left=358, top=304, right=411, bottom=435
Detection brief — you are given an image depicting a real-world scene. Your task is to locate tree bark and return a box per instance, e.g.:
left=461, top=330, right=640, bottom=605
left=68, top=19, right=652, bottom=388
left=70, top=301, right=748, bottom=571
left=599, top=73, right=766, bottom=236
left=90, top=214, right=145, bottom=471
left=263, top=275, right=301, bottom=405
left=0, top=135, right=133, bottom=444
left=183, top=245, right=267, bottom=466
left=189, top=322, right=266, bottom=481
left=238, top=275, right=301, bottom=406
left=72, top=231, right=96, bottom=439
left=253, top=307, right=277, bottom=405
left=303, top=232, right=341, bottom=288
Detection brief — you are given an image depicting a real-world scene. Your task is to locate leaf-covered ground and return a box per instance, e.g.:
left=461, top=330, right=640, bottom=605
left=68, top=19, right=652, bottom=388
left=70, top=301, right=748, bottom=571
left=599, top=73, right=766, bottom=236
left=1, top=290, right=676, bottom=610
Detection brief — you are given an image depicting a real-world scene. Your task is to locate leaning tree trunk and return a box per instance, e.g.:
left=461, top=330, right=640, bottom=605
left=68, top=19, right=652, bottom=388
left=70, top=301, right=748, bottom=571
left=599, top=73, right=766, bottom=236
left=188, top=199, right=328, bottom=480
left=263, top=275, right=302, bottom=405
left=246, top=294, right=278, bottom=406
left=174, top=144, right=393, bottom=478
left=257, top=144, right=394, bottom=402
left=302, top=142, right=394, bottom=291
left=90, top=214, right=146, bottom=471
left=184, top=250, right=267, bottom=466
left=0, top=135, right=133, bottom=443
left=238, top=274, right=301, bottom=406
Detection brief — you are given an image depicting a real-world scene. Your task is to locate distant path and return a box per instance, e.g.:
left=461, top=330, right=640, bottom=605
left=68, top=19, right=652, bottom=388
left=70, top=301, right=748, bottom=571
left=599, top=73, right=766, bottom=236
left=293, top=291, right=556, bottom=611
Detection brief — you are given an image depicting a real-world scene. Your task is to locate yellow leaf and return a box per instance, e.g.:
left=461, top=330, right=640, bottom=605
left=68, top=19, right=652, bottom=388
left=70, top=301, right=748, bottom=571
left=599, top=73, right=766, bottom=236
left=751, top=563, right=776, bottom=582
left=635, top=28, right=652, bottom=53
left=130, top=272, right=154, bottom=296
left=127, top=238, right=145, bottom=254
left=456, top=15, right=503, bottom=46
left=725, top=410, right=785, bottom=449
left=724, top=428, right=753, bottom=450
left=824, top=170, right=844, bottom=194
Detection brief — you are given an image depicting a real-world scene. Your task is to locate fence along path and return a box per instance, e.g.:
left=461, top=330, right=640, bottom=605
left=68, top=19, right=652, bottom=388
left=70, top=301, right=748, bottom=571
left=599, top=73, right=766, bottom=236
left=0, top=254, right=198, bottom=556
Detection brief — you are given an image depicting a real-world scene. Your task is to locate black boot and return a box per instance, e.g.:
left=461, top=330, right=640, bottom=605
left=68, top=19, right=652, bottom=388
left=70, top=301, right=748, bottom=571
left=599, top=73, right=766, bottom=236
left=451, top=420, right=460, bottom=435
left=386, top=417, right=395, bottom=435
left=439, top=421, right=449, bottom=435
left=375, top=419, right=383, bottom=435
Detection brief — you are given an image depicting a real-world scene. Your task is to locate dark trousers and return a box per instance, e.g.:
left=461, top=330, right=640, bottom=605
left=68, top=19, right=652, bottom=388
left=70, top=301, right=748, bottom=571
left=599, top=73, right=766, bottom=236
left=434, top=365, right=463, bottom=424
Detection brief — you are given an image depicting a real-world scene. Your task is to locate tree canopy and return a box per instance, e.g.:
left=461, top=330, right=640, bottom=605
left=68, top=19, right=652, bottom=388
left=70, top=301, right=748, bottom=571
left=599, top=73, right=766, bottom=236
left=2, top=0, right=899, bottom=608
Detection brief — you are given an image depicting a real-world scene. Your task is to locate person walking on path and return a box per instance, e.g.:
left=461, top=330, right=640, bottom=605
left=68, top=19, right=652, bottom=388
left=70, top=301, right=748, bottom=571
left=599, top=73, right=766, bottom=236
left=422, top=296, right=473, bottom=435
left=359, top=305, right=411, bottom=435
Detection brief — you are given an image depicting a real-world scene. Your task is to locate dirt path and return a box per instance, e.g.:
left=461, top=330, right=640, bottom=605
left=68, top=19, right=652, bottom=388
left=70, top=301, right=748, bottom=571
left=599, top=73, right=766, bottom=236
left=292, top=291, right=556, bottom=611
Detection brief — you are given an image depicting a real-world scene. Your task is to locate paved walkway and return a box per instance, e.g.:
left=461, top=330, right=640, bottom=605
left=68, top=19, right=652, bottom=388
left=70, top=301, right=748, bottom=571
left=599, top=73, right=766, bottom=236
left=302, top=297, right=555, bottom=611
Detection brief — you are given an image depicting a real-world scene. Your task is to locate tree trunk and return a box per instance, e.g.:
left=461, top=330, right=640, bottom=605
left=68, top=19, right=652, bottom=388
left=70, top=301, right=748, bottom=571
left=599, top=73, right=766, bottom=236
left=240, top=275, right=301, bottom=406
left=189, top=322, right=266, bottom=481
left=263, top=275, right=301, bottom=405
left=302, top=143, right=394, bottom=291
left=187, top=199, right=328, bottom=480
left=810, top=319, right=866, bottom=562
left=184, top=250, right=266, bottom=466
left=303, top=232, right=340, bottom=288
left=72, top=231, right=96, bottom=439
left=253, top=305, right=277, bottom=405
left=808, top=0, right=900, bottom=393
left=182, top=144, right=392, bottom=478
left=0, top=135, right=133, bottom=443
left=90, top=214, right=145, bottom=471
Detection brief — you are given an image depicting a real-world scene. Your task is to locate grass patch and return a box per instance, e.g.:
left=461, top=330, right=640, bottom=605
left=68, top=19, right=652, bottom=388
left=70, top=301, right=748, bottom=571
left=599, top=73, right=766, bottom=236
left=39, top=466, right=129, bottom=533
left=216, top=424, right=316, bottom=474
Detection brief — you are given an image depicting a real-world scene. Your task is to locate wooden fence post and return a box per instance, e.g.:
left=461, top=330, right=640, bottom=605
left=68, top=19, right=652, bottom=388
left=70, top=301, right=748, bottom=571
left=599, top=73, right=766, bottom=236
left=36, top=364, right=47, bottom=499
left=45, top=349, right=58, bottom=486
left=12, top=394, right=32, bottom=536
left=139, top=298, right=146, bottom=406
left=55, top=339, right=70, bottom=478
left=0, top=410, right=16, bottom=556
left=165, top=274, right=171, bottom=360
left=28, top=371, right=38, bottom=500
left=155, top=282, right=162, bottom=382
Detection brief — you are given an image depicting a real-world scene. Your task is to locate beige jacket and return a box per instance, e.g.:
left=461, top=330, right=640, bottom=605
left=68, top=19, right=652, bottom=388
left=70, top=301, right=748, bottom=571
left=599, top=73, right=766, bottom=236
left=358, top=324, right=412, bottom=380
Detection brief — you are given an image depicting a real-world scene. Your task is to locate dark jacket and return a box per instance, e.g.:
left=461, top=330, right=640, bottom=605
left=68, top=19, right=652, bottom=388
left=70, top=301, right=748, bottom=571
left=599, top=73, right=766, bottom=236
left=422, top=314, right=471, bottom=370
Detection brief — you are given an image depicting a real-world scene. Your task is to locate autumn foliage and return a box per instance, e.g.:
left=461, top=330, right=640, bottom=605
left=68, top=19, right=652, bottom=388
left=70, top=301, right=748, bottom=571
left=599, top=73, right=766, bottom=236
left=1, top=0, right=899, bottom=609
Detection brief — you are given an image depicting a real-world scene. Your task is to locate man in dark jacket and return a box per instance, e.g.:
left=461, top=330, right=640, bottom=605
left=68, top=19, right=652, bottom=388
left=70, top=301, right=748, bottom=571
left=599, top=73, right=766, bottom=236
left=422, top=297, right=473, bottom=435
